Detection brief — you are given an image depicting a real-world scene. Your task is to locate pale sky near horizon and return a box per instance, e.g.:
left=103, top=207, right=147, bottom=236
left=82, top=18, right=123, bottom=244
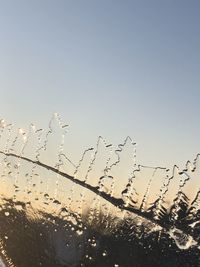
left=0, top=0, right=200, bottom=168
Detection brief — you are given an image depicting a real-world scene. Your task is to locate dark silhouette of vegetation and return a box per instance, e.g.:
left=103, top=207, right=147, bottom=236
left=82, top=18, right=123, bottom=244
left=0, top=198, right=199, bottom=267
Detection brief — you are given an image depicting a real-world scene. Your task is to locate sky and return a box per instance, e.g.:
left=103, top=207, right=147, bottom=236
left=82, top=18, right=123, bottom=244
left=0, top=0, right=200, bottom=168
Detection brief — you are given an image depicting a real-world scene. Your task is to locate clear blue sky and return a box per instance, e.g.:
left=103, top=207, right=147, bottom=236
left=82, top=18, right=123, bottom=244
left=0, top=0, right=200, bottom=168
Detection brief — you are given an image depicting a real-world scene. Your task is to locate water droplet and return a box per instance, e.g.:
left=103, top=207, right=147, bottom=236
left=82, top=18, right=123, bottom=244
left=76, top=229, right=83, bottom=236
left=169, top=228, right=197, bottom=250
left=15, top=204, right=23, bottom=211
left=102, top=250, right=107, bottom=256
left=60, top=208, right=68, bottom=217
left=44, top=193, right=49, bottom=200
left=53, top=199, right=61, bottom=205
